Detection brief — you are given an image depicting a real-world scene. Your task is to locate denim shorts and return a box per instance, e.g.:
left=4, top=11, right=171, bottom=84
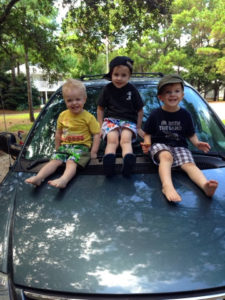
left=150, top=143, right=194, bottom=167
left=51, top=144, right=90, bottom=168
left=102, top=118, right=137, bottom=141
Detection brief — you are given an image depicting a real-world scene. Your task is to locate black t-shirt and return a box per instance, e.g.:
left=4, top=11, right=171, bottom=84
left=144, top=107, right=195, bottom=148
left=98, top=82, right=144, bottom=123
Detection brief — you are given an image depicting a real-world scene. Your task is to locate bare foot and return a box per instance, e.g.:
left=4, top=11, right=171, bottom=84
left=162, top=185, right=182, bottom=202
left=203, top=180, right=218, bottom=197
left=25, top=176, right=43, bottom=186
left=48, top=178, right=68, bottom=189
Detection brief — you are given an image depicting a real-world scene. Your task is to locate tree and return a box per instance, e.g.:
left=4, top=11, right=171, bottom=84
left=170, top=0, right=225, bottom=98
left=0, top=0, right=66, bottom=120
left=0, top=0, right=20, bottom=27
left=0, top=72, right=40, bottom=110
left=60, top=0, right=172, bottom=76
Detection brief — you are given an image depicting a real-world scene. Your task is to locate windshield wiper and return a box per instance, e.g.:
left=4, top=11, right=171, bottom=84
left=26, top=158, right=50, bottom=170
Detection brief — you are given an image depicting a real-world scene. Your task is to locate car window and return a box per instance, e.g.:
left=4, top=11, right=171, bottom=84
left=23, top=83, right=225, bottom=160
left=136, top=84, right=160, bottom=122
left=181, top=87, right=225, bottom=153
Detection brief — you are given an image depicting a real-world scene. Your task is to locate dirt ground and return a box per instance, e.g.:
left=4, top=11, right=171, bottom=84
left=0, top=110, right=40, bottom=183
left=0, top=150, right=13, bottom=183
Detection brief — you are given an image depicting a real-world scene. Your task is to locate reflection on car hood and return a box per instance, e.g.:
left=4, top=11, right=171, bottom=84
left=2, top=169, right=225, bottom=295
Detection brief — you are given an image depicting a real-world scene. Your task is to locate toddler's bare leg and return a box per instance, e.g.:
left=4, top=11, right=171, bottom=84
left=48, top=160, right=77, bottom=188
left=120, top=128, right=133, bottom=157
left=158, top=151, right=182, bottom=202
left=25, top=160, right=63, bottom=186
left=181, top=163, right=218, bottom=197
left=105, top=129, right=119, bottom=155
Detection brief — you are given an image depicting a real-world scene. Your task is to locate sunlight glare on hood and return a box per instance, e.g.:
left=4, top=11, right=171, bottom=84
left=88, top=265, right=149, bottom=293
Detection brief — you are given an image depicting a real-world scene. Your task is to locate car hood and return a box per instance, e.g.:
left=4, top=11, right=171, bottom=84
left=1, top=169, right=225, bottom=295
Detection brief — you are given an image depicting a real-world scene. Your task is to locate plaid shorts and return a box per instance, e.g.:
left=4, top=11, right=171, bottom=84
left=150, top=143, right=194, bottom=167
left=51, top=144, right=90, bottom=168
left=102, top=118, right=137, bottom=141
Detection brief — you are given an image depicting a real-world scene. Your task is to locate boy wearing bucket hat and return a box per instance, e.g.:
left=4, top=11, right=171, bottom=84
left=141, top=74, right=218, bottom=202
left=97, top=56, right=144, bottom=176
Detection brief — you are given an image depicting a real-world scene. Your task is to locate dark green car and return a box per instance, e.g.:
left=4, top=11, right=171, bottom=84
left=1, top=74, right=225, bottom=300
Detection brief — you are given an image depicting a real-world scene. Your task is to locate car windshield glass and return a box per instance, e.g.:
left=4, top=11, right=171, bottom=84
left=23, top=83, right=225, bottom=160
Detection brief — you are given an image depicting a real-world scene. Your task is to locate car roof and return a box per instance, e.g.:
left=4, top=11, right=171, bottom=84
left=80, top=72, right=191, bottom=89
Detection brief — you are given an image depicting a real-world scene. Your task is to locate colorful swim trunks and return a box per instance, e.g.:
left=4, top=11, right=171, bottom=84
left=51, top=144, right=90, bottom=168
left=102, top=118, right=137, bottom=141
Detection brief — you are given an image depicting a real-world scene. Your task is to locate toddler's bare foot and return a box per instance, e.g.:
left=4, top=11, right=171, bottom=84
left=162, top=185, right=182, bottom=202
left=48, top=178, right=68, bottom=189
left=203, top=180, right=218, bottom=197
left=25, top=176, right=43, bottom=186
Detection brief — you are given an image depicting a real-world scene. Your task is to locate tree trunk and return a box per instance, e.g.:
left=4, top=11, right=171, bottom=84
left=24, top=45, right=35, bottom=122
left=11, top=64, right=16, bottom=85
left=223, top=89, right=225, bottom=101
left=213, top=86, right=218, bottom=101
left=17, top=63, right=20, bottom=75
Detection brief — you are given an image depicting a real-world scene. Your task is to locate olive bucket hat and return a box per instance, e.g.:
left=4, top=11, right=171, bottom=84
left=157, top=74, right=184, bottom=95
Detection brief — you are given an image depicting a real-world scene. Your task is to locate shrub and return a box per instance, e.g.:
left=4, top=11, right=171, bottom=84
left=0, top=72, right=40, bottom=110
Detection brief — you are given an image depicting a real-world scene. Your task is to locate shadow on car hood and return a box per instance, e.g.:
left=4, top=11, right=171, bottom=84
left=2, top=169, right=225, bottom=295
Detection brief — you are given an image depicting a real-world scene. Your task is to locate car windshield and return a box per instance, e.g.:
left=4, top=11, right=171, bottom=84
left=23, top=83, right=225, bottom=160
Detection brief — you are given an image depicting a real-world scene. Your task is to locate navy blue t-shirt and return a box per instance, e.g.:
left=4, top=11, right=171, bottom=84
left=144, top=107, right=195, bottom=148
left=98, top=82, right=144, bottom=123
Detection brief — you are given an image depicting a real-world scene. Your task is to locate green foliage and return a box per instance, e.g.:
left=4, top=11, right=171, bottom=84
left=60, top=0, right=172, bottom=75
left=0, top=0, right=224, bottom=99
left=0, top=0, right=69, bottom=79
left=0, top=72, right=40, bottom=110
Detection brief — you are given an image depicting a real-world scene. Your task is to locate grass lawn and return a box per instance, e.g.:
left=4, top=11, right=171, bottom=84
left=0, top=112, right=40, bottom=142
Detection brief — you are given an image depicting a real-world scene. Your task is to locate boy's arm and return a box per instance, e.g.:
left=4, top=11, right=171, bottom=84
left=140, top=133, right=151, bottom=154
left=189, top=134, right=211, bottom=153
left=90, top=133, right=101, bottom=158
left=55, top=129, right=62, bottom=150
left=97, top=105, right=104, bottom=127
left=136, top=108, right=144, bottom=138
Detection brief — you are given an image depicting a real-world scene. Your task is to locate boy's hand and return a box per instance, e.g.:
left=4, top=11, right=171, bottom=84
left=197, top=141, right=211, bottom=153
left=140, top=142, right=151, bottom=154
left=100, top=129, right=104, bottom=138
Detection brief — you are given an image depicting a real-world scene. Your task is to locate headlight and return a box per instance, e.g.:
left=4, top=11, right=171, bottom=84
left=0, top=272, right=10, bottom=300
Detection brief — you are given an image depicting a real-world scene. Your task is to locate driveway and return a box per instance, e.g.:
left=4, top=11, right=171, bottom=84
left=0, top=150, right=12, bottom=183
left=209, top=102, right=225, bottom=120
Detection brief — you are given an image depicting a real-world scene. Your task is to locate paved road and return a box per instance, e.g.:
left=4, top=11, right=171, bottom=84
left=208, top=102, right=225, bottom=120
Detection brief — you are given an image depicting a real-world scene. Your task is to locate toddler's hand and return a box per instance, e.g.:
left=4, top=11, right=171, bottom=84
left=140, top=142, right=151, bottom=154
left=137, top=128, right=145, bottom=139
left=197, top=141, right=211, bottom=153
left=91, top=152, right=97, bottom=159
left=100, top=129, right=104, bottom=138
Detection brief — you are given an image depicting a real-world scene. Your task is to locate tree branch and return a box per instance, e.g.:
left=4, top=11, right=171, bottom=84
left=0, top=0, right=21, bottom=26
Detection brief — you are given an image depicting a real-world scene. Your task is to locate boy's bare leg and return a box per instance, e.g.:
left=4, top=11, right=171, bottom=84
left=120, top=128, right=133, bottom=157
left=158, top=151, right=182, bottom=202
left=105, top=130, right=119, bottom=154
left=48, top=160, right=77, bottom=189
left=25, top=160, right=63, bottom=186
left=181, top=163, right=218, bottom=197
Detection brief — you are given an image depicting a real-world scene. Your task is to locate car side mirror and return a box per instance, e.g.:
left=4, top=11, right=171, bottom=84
left=0, top=132, right=22, bottom=157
